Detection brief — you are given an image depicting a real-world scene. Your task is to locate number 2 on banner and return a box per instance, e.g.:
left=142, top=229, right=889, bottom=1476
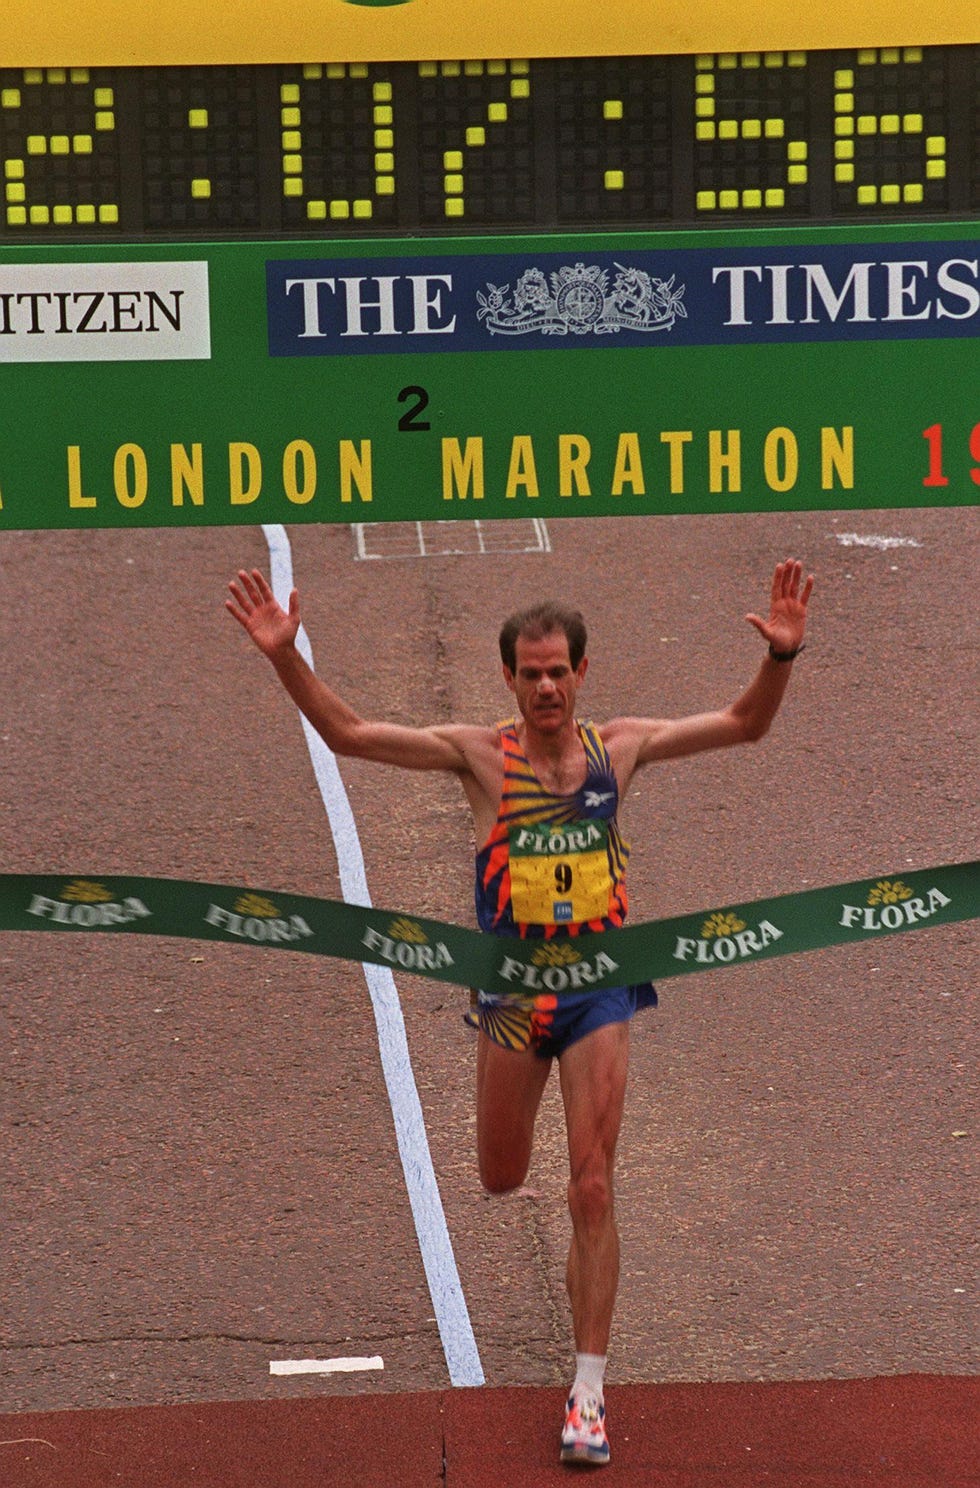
left=397, top=386, right=431, bottom=431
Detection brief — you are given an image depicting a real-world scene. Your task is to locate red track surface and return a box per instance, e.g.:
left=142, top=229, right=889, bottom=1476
left=3, top=1375, right=978, bottom=1486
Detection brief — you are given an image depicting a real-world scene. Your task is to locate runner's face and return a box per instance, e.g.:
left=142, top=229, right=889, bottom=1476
left=504, top=631, right=588, bottom=734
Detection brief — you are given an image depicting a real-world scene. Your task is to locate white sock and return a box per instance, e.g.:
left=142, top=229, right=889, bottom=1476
left=572, top=1352, right=607, bottom=1402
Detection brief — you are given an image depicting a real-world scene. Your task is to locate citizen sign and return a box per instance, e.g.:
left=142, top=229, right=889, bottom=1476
left=0, top=262, right=211, bottom=363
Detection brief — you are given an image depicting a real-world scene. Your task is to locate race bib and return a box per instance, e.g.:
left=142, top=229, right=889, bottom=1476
left=508, top=819, right=613, bottom=925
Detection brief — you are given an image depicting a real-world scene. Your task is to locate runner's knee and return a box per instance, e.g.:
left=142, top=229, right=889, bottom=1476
left=477, top=1089, right=538, bottom=1191
left=478, top=1143, right=531, bottom=1194
left=567, top=1161, right=614, bottom=1231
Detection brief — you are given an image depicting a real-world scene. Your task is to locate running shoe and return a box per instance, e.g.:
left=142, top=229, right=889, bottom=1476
left=560, top=1391, right=610, bottom=1466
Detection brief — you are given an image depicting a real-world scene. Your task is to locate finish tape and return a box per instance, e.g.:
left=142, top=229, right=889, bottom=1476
left=1, top=861, right=975, bottom=995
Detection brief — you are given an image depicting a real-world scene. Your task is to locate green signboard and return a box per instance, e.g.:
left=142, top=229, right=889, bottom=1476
left=1, top=46, right=977, bottom=530
left=1, top=224, right=977, bottom=531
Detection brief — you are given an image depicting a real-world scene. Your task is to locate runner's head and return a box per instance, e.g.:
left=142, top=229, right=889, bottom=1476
left=498, top=602, right=588, bottom=673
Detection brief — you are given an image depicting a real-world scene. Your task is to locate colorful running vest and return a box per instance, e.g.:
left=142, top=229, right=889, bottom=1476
left=475, top=720, right=630, bottom=938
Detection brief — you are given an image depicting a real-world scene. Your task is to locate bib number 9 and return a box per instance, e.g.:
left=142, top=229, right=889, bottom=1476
left=508, top=820, right=614, bottom=925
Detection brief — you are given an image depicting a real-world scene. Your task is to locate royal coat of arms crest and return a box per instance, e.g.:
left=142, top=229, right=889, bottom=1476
left=476, top=261, right=687, bottom=336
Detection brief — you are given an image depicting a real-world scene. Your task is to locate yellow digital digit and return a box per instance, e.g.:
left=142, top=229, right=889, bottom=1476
left=835, top=48, right=942, bottom=207
left=426, top=59, right=529, bottom=220
left=3, top=68, right=118, bottom=229
left=694, top=51, right=808, bottom=214
left=282, top=65, right=394, bottom=223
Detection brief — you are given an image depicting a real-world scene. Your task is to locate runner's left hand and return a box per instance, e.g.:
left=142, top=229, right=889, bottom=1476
left=744, top=558, right=814, bottom=654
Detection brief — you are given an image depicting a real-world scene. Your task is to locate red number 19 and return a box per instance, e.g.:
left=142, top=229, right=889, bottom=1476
left=922, top=423, right=980, bottom=487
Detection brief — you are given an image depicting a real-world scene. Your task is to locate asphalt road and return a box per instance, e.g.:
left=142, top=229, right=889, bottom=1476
left=1, top=508, right=976, bottom=1416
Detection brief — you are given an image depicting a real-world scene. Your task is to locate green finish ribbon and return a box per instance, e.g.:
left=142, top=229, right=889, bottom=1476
left=1, top=862, right=975, bottom=996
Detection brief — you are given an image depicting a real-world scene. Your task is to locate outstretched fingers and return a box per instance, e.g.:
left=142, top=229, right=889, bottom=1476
left=224, top=587, right=248, bottom=627
left=774, top=557, right=798, bottom=597
left=240, top=568, right=270, bottom=605
left=744, top=558, right=814, bottom=643
left=743, top=609, right=768, bottom=637
left=226, top=567, right=266, bottom=610
left=225, top=569, right=301, bottom=660
left=225, top=569, right=267, bottom=630
left=774, top=557, right=814, bottom=607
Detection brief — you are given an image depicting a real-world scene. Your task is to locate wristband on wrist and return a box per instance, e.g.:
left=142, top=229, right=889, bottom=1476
left=769, top=642, right=805, bottom=662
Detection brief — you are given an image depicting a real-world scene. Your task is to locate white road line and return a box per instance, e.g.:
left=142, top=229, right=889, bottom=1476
left=261, top=524, right=485, bottom=1390
left=270, top=1357, right=384, bottom=1376
left=834, top=532, right=922, bottom=549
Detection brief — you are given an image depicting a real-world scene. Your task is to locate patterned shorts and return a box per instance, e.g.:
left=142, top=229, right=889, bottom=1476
left=466, top=983, right=657, bottom=1059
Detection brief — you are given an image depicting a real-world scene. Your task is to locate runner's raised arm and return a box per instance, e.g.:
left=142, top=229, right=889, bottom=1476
left=601, top=557, right=814, bottom=777
left=226, top=568, right=479, bottom=774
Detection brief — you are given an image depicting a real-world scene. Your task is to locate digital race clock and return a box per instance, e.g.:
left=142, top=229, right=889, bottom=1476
left=1, top=46, right=977, bottom=240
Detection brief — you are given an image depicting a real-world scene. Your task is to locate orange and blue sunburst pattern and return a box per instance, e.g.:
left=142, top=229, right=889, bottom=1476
left=475, top=720, right=630, bottom=939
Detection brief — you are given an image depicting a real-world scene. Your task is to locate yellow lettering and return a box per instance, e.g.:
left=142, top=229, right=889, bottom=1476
left=67, top=445, right=96, bottom=508
left=709, top=429, right=742, bottom=493
left=611, top=432, right=645, bottom=495
left=505, top=436, right=539, bottom=499
left=442, top=437, right=484, bottom=500
left=340, top=439, right=373, bottom=503
left=283, top=439, right=316, bottom=504
left=113, top=443, right=147, bottom=508
left=230, top=442, right=262, bottom=505
left=660, top=431, right=692, bottom=494
left=821, top=425, right=854, bottom=488
left=171, top=443, right=204, bottom=506
left=559, top=435, right=591, bottom=496
left=763, top=427, right=798, bottom=491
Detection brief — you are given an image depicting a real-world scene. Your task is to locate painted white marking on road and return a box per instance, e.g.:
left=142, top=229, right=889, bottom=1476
left=270, top=1357, right=384, bottom=1376
left=353, top=517, right=551, bottom=559
left=834, top=533, right=922, bottom=549
left=261, top=524, right=484, bottom=1390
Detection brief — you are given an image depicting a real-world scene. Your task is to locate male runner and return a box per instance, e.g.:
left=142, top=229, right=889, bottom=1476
left=226, top=557, right=813, bottom=1467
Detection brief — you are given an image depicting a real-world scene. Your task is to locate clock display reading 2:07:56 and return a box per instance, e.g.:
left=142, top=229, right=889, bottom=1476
left=1, top=44, right=978, bottom=239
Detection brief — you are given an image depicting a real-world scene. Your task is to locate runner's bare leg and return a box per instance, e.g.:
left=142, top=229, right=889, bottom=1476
left=558, top=1021, right=630, bottom=1353
left=476, top=1034, right=552, bottom=1192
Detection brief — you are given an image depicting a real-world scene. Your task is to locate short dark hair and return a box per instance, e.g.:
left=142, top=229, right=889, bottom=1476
left=498, top=601, right=588, bottom=672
